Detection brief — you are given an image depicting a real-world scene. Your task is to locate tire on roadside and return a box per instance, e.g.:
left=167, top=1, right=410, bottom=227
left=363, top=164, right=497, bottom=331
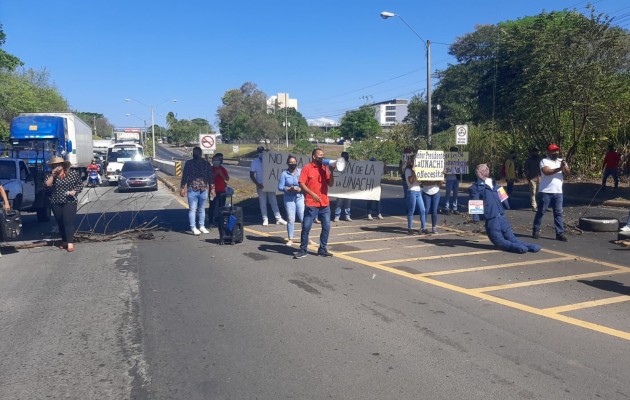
left=578, top=216, right=620, bottom=232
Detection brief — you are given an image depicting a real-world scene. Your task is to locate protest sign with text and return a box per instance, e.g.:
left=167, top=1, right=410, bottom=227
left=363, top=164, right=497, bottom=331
left=329, top=159, right=384, bottom=201
left=262, top=151, right=312, bottom=192
left=444, top=151, right=469, bottom=174
left=414, top=150, right=445, bottom=180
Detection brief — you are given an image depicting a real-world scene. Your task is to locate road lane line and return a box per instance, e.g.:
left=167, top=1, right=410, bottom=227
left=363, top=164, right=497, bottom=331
left=328, top=235, right=423, bottom=245
left=333, top=252, right=630, bottom=341
left=540, top=248, right=630, bottom=271
left=543, top=296, right=630, bottom=314
left=420, top=257, right=574, bottom=277
left=471, top=269, right=629, bottom=293
left=380, top=250, right=499, bottom=264
left=336, top=248, right=391, bottom=255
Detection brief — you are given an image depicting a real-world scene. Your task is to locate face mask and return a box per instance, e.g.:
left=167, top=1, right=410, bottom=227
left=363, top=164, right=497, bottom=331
left=212, top=161, right=220, bottom=167
left=258, top=154, right=263, bottom=160
left=315, top=157, right=323, bottom=165
left=288, top=164, right=297, bottom=171
left=550, top=153, right=559, bottom=160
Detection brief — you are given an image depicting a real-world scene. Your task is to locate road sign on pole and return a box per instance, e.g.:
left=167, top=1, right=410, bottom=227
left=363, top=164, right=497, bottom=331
left=455, top=125, right=468, bottom=145
left=199, top=134, right=216, bottom=154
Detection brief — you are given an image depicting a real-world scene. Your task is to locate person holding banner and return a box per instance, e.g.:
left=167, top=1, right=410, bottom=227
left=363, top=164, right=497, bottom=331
left=366, top=157, right=384, bottom=220
left=404, top=158, right=427, bottom=235
left=334, top=151, right=352, bottom=222
left=422, top=181, right=442, bottom=234
left=294, top=148, right=335, bottom=259
left=470, top=164, right=541, bottom=254
left=250, top=146, right=287, bottom=226
left=278, top=155, right=305, bottom=247
left=443, top=146, right=460, bottom=215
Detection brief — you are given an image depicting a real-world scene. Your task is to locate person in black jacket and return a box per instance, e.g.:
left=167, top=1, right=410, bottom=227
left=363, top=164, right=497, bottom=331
left=469, top=164, right=541, bottom=254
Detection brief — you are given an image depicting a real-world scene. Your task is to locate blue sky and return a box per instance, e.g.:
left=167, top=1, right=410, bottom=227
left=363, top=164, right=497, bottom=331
left=2, top=0, right=629, bottom=130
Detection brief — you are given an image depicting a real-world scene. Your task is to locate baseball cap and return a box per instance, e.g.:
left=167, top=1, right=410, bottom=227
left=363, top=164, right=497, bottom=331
left=548, top=144, right=560, bottom=152
left=256, top=146, right=265, bottom=152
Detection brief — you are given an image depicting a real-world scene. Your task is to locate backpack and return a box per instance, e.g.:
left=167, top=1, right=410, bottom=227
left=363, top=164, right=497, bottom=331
left=500, top=162, right=506, bottom=178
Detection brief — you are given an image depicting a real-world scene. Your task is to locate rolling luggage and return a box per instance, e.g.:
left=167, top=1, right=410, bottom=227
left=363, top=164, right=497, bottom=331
left=1, top=209, right=22, bottom=240
left=217, top=194, right=243, bottom=245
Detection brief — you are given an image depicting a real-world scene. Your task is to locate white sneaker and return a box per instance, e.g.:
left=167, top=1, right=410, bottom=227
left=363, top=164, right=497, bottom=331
left=199, top=227, right=210, bottom=234
left=276, top=218, right=288, bottom=225
left=286, top=240, right=294, bottom=247
left=262, top=219, right=269, bottom=226
left=334, top=216, right=340, bottom=222
left=367, top=215, right=373, bottom=221
left=621, top=225, right=630, bottom=232
left=377, top=214, right=384, bottom=220
left=192, top=227, right=201, bottom=235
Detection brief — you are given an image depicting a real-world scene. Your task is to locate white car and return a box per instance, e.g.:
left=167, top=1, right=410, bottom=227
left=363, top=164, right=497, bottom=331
left=0, top=158, right=36, bottom=210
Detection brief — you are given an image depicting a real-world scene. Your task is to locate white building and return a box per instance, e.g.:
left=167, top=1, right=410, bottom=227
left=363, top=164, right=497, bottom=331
left=372, top=99, right=408, bottom=125
left=267, top=93, right=298, bottom=111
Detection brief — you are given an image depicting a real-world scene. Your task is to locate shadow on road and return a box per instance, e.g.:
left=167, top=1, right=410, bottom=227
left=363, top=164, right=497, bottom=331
left=578, top=279, right=630, bottom=296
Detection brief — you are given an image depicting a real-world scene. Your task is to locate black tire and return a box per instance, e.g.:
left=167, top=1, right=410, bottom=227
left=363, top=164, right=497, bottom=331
left=36, top=203, right=52, bottom=222
left=578, top=216, right=620, bottom=232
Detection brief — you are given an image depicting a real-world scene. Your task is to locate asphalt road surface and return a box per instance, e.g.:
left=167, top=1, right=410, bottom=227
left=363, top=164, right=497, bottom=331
left=0, top=163, right=629, bottom=399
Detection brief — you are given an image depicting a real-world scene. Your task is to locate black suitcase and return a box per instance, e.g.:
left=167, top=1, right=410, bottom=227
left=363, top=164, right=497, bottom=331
left=217, top=195, right=243, bottom=245
left=1, top=209, right=22, bottom=240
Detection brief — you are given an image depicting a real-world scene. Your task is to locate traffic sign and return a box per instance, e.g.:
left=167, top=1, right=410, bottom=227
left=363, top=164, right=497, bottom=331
left=455, top=125, right=468, bottom=145
left=199, top=134, right=216, bottom=154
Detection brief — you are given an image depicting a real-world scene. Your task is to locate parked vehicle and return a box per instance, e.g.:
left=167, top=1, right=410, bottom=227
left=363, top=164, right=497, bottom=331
left=117, top=161, right=157, bottom=192
left=0, top=158, right=36, bottom=212
left=9, top=113, right=93, bottom=221
left=104, top=143, right=144, bottom=185
left=114, top=129, right=142, bottom=144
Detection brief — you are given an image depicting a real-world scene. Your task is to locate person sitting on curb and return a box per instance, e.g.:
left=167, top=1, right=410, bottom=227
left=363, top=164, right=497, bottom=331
left=470, top=164, right=541, bottom=254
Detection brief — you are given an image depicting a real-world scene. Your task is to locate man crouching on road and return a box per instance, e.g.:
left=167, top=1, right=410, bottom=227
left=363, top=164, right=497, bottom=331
left=294, top=148, right=335, bottom=259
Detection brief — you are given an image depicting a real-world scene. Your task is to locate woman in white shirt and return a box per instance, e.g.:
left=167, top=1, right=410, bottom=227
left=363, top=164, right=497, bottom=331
left=404, top=158, right=426, bottom=235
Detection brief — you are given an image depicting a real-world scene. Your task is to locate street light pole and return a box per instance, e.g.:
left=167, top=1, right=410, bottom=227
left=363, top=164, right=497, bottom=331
left=380, top=11, right=432, bottom=148
left=284, top=93, right=289, bottom=148
left=125, top=98, right=177, bottom=158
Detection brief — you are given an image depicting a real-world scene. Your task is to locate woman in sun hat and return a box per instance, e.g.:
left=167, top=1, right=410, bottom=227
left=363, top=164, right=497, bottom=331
left=43, top=156, right=83, bottom=252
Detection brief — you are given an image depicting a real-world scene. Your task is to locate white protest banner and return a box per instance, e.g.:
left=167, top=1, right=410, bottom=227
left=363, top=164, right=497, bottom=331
left=329, top=160, right=384, bottom=201
left=262, top=151, right=311, bottom=192
left=444, top=151, right=469, bottom=174
left=414, top=150, right=445, bottom=181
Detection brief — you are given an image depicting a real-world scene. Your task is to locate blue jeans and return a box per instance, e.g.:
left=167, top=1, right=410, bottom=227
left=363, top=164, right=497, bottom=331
left=366, top=200, right=381, bottom=215
left=422, top=191, right=441, bottom=230
left=334, top=198, right=351, bottom=218
left=533, top=192, right=564, bottom=235
left=187, top=189, right=208, bottom=229
left=444, top=179, right=459, bottom=210
left=284, top=195, right=305, bottom=240
left=407, top=191, right=426, bottom=229
left=300, top=205, right=331, bottom=253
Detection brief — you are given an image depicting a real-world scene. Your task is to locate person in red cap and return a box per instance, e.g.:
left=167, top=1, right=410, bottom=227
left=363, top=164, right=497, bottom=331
left=532, top=144, right=570, bottom=241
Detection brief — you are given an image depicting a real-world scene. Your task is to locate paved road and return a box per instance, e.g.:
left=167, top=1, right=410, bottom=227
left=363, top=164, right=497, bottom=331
left=1, top=167, right=629, bottom=399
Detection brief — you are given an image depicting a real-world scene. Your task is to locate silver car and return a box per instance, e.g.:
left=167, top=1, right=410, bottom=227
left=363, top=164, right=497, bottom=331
left=118, top=161, right=158, bottom=192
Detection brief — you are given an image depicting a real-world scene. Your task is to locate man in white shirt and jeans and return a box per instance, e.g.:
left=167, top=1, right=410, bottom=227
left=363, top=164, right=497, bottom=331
left=532, top=144, right=570, bottom=241
left=250, top=146, right=287, bottom=226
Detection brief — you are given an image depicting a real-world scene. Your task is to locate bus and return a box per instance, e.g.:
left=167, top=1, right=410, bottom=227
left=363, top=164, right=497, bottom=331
left=104, top=143, right=144, bottom=185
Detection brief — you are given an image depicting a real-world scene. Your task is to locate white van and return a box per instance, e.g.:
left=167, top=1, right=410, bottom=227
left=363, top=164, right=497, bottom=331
left=104, top=143, right=144, bottom=185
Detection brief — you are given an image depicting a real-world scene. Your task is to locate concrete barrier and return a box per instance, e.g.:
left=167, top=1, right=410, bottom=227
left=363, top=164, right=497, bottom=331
left=152, top=158, right=186, bottom=177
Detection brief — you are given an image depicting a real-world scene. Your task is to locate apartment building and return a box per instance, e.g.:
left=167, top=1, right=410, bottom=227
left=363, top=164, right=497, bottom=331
left=372, top=99, right=408, bottom=125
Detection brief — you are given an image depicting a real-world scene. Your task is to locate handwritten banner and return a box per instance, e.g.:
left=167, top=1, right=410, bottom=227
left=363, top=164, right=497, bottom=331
left=444, top=151, right=469, bottom=174
left=262, top=151, right=383, bottom=200
left=414, top=150, right=445, bottom=180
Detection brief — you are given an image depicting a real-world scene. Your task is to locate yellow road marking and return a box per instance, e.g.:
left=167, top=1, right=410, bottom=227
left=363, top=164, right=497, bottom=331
left=471, top=269, right=629, bottom=293
left=402, top=243, right=435, bottom=249
left=336, top=247, right=391, bottom=255
left=328, top=235, right=422, bottom=245
left=380, top=250, right=499, bottom=265
left=543, top=296, right=630, bottom=314
left=420, top=256, right=574, bottom=277
left=333, top=251, right=630, bottom=341
left=541, top=248, right=630, bottom=271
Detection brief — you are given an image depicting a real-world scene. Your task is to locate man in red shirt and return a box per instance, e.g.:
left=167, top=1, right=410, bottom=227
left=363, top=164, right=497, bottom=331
left=601, top=144, right=621, bottom=191
left=294, top=148, right=335, bottom=259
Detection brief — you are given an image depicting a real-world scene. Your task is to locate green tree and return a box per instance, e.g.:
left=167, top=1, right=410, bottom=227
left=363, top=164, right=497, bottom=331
left=339, top=106, right=381, bottom=141
left=0, top=24, right=22, bottom=71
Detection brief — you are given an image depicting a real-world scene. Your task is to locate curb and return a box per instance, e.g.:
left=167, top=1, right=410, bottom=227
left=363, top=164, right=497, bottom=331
left=157, top=172, right=178, bottom=192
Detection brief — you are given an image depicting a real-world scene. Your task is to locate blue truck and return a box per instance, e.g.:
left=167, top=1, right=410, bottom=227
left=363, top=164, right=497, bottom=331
left=7, top=113, right=93, bottom=221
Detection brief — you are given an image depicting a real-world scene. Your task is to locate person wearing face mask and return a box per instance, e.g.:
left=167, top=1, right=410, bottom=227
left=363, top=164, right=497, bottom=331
left=469, top=164, right=541, bottom=254
left=532, top=144, right=570, bottom=241
left=250, top=146, right=287, bottom=226
left=278, top=155, right=307, bottom=246
left=208, top=154, right=229, bottom=228
left=294, top=148, right=335, bottom=259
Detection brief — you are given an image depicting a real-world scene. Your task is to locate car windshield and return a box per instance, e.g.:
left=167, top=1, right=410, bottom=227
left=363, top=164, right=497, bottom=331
left=0, top=160, right=17, bottom=179
left=107, top=147, right=143, bottom=162
left=121, top=162, right=153, bottom=172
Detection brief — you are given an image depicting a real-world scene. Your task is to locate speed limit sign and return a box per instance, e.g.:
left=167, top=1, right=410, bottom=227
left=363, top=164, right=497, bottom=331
left=455, top=125, right=468, bottom=145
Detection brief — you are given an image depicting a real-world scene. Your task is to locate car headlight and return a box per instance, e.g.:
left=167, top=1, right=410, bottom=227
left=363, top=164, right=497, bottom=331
left=118, top=176, right=126, bottom=181
left=149, top=174, right=156, bottom=180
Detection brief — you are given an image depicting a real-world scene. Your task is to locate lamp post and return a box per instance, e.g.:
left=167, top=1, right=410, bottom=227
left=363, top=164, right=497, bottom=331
left=124, top=98, right=177, bottom=158
left=284, top=93, right=289, bottom=148
left=380, top=11, right=432, bottom=148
